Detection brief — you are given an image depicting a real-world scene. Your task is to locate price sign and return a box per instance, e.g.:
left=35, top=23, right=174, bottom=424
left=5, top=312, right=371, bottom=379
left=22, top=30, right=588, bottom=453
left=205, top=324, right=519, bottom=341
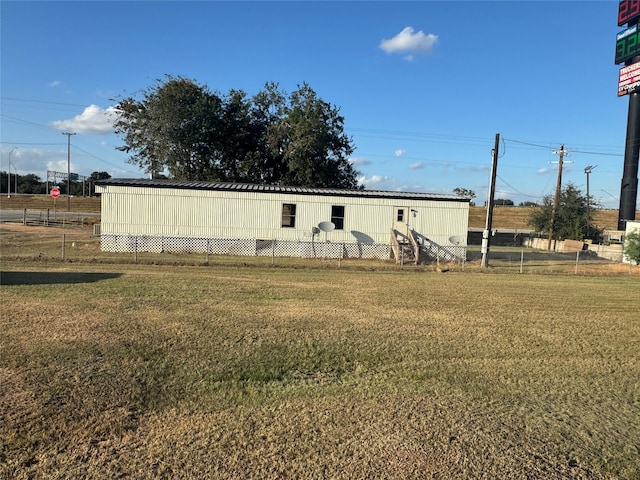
left=615, top=24, right=640, bottom=64
left=619, top=0, right=640, bottom=26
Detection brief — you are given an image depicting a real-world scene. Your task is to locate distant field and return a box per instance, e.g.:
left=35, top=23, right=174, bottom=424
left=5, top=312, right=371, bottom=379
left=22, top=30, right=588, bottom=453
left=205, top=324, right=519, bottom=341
left=0, top=195, right=100, bottom=213
left=467, top=206, right=633, bottom=231
left=1, top=260, right=638, bottom=479
left=1, top=195, right=634, bottom=231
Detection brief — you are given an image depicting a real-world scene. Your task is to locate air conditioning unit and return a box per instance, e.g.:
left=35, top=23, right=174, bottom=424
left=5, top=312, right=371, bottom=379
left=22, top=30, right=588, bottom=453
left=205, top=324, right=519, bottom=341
left=93, top=223, right=101, bottom=236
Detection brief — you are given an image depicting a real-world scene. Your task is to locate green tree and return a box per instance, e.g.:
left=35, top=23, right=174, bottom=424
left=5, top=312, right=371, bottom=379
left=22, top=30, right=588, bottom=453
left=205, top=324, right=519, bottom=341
left=278, top=83, right=359, bottom=189
left=113, top=77, right=360, bottom=188
left=624, top=229, right=640, bottom=265
left=114, top=75, right=223, bottom=180
left=453, top=187, right=476, bottom=206
left=528, top=183, right=602, bottom=241
left=453, top=187, right=475, bottom=200
left=17, top=173, right=45, bottom=194
left=495, top=199, right=514, bottom=206
left=88, top=171, right=111, bottom=196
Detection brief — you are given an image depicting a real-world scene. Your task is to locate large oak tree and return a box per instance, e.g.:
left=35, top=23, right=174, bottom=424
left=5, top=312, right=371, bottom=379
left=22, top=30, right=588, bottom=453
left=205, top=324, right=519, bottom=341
left=113, top=76, right=360, bottom=188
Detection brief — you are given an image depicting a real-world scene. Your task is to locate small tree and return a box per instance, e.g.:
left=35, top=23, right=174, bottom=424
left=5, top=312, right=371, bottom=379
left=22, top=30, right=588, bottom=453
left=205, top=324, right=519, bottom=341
left=528, top=183, right=602, bottom=241
left=88, top=171, right=111, bottom=196
left=453, top=187, right=476, bottom=205
left=624, top=229, right=640, bottom=265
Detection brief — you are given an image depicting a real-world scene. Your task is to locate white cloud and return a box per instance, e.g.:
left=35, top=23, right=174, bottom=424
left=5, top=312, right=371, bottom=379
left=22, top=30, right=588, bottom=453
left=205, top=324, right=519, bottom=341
left=52, top=104, right=118, bottom=135
left=48, top=80, right=62, bottom=88
left=395, top=149, right=406, bottom=158
left=538, top=168, right=550, bottom=174
left=379, top=27, right=438, bottom=58
left=350, top=157, right=372, bottom=167
left=409, top=162, right=424, bottom=170
left=359, top=174, right=390, bottom=189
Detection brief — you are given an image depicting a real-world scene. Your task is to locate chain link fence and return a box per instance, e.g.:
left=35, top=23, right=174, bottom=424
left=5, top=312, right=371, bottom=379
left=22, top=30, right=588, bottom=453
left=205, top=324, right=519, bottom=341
left=2, top=225, right=637, bottom=275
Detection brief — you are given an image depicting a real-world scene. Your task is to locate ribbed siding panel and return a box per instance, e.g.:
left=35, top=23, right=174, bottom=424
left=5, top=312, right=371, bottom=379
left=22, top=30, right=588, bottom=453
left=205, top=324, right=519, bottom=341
left=100, top=185, right=469, bottom=246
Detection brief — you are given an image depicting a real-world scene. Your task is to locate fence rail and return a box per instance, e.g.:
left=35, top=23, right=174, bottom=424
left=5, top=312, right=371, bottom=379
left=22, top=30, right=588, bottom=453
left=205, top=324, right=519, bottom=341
left=5, top=208, right=101, bottom=228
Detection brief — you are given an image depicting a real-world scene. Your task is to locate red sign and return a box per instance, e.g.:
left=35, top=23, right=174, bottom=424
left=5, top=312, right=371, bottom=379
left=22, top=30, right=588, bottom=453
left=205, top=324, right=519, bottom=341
left=619, top=61, right=640, bottom=96
left=50, top=187, right=60, bottom=199
left=619, top=0, right=640, bottom=26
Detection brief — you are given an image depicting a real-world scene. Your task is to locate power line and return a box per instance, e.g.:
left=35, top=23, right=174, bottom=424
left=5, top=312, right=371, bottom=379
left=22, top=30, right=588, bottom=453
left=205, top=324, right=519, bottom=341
left=0, top=114, right=55, bottom=130
left=495, top=174, right=541, bottom=199
left=71, top=144, right=140, bottom=175
left=503, top=138, right=558, bottom=150
left=570, top=149, right=623, bottom=157
left=0, top=141, right=65, bottom=146
left=1, top=96, right=88, bottom=108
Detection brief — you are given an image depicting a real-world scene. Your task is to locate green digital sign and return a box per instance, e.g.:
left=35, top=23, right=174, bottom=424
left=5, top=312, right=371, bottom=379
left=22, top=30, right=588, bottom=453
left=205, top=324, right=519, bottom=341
left=616, top=24, right=640, bottom=64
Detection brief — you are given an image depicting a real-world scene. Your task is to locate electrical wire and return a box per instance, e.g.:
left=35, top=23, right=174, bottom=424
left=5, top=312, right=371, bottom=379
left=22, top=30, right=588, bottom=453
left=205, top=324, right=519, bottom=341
left=71, top=144, right=140, bottom=174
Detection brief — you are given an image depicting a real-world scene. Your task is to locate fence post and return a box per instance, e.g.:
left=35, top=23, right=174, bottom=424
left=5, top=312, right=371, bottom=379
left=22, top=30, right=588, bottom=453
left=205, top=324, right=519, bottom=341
left=520, top=248, right=524, bottom=274
left=272, top=239, right=275, bottom=266
left=134, top=236, right=138, bottom=263
left=23, top=209, right=26, bottom=225
left=206, top=238, right=210, bottom=264
left=575, top=250, right=580, bottom=275
left=61, top=233, right=66, bottom=261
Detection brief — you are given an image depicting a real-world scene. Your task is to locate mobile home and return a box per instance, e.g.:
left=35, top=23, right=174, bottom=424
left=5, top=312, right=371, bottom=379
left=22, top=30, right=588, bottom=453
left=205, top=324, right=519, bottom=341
left=95, top=179, right=470, bottom=263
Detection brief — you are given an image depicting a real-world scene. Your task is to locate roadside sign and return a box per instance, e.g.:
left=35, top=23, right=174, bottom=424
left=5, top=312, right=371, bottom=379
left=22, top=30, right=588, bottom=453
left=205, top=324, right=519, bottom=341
left=50, top=187, right=60, bottom=199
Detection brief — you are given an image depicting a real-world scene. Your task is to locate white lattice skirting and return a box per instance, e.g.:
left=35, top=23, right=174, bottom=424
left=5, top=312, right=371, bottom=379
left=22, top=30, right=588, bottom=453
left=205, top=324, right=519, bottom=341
left=100, top=234, right=395, bottom=260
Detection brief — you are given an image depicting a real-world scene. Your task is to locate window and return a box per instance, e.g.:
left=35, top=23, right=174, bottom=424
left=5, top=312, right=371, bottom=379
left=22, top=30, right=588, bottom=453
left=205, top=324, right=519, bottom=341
left=331, top=205, right=345, bottom=230
left=281, top=203, right=296, bottom=228
left=397, top=209, right=405, bottom=222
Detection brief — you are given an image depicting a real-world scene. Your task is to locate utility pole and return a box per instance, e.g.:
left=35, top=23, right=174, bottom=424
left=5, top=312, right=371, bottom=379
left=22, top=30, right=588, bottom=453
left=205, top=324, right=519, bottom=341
left=62, top=132, right=76, bottom=211
left=584, top=165, right=596, bottom=238
left=7, top=147, right=16, bottom=198
left=481, top=133, right=500, bottom=268
left=547, top=145, right=565, bottom=251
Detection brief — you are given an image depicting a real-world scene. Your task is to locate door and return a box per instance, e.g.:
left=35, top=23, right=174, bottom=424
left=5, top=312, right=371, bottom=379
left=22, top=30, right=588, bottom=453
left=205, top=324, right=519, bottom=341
left=393, top=206, right=409, bottom=236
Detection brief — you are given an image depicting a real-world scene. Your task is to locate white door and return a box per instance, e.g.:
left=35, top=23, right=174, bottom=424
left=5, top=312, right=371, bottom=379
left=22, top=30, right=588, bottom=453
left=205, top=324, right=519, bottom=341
left=393, top=206, right=409, bottom=235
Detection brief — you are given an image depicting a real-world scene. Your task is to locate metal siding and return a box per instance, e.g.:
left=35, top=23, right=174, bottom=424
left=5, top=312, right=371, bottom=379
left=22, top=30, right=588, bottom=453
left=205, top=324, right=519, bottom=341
left=99, top=185, right=469, bottom=246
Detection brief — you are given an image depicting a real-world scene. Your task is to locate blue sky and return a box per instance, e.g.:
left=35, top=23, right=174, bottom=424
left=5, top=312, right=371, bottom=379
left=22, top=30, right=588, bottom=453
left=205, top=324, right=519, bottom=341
left=0, top=0, right=631, bottom=208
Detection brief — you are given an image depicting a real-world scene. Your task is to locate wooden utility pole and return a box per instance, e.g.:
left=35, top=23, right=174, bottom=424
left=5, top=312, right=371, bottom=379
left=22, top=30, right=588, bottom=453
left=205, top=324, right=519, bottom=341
left=481, top=133, right=500, bottom=268
left=62, top=132, right=76, bottom=211
left=547, top=145, right=565, bottom=251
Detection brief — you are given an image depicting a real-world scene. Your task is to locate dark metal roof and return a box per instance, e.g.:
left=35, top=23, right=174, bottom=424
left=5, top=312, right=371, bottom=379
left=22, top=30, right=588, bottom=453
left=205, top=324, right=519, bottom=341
left=95, top=178, right=468, bottom=202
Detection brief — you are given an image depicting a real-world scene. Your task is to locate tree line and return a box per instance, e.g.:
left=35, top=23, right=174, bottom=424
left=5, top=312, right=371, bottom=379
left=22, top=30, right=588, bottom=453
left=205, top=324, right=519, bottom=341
left=0, top=171, right=111, bottom=196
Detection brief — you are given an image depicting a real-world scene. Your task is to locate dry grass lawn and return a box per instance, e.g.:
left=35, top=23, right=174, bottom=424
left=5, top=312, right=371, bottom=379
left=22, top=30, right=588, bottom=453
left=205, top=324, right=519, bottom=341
left=1, top=258, right=639, bottom=479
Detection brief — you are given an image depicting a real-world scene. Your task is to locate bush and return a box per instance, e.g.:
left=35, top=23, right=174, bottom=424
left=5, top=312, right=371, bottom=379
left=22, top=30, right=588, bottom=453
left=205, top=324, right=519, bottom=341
left=624, top=229, right=640, bottom=265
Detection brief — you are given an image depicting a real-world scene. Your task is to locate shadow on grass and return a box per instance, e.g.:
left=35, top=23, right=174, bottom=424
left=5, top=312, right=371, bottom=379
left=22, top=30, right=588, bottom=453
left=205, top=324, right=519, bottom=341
left=466, top=250, right=612, bottom=262
left=0, top=271, right=122, bottom=285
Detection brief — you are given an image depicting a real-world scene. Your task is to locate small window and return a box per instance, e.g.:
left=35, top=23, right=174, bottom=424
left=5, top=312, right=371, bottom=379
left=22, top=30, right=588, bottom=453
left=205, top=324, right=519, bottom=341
left=331, top=205, right=345, bottom=230
left=281, top=203, right=296, bottom=228
left=397, top=209, right=405, bottom=222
